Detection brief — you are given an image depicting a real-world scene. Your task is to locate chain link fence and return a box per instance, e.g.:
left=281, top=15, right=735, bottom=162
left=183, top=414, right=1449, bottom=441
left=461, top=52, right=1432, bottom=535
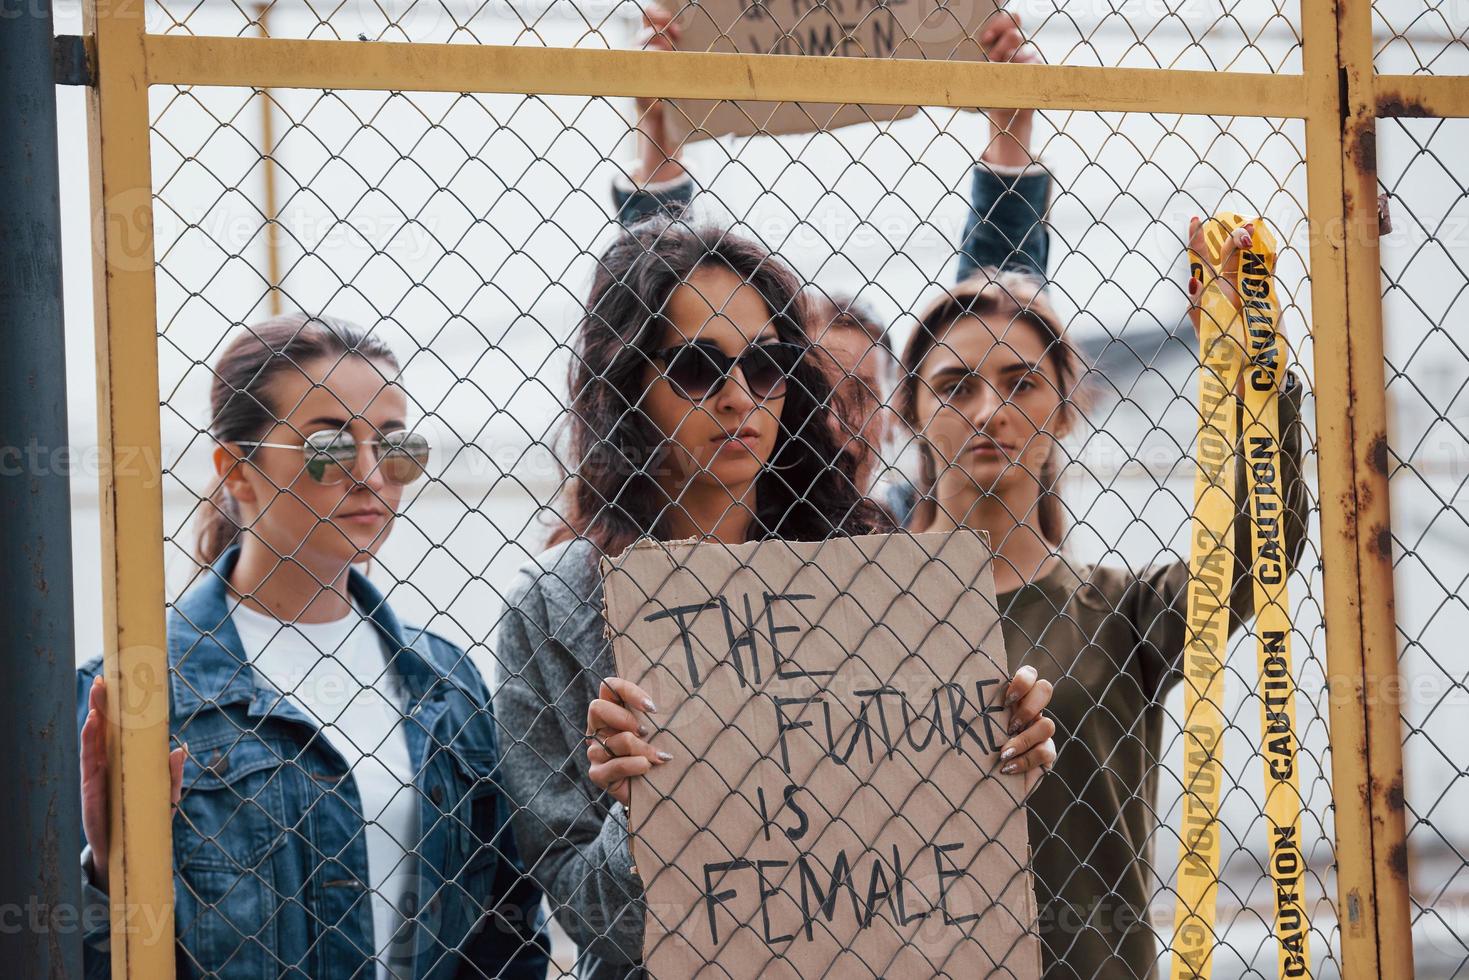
left=56, top=0, right=1467, bottom=977
left=1372, top=8, right=1469, bottom=975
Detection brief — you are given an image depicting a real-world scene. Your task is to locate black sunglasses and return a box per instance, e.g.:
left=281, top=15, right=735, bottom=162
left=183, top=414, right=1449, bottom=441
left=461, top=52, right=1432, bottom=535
left=651, top=341, right=807, bottom=401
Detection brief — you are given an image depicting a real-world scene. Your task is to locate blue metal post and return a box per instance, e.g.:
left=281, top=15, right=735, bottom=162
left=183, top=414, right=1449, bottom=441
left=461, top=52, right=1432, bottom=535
left=0, top=0, right=84, bottom=975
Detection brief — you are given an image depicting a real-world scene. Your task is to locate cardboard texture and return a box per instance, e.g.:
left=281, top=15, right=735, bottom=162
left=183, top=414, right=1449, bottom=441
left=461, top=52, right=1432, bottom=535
left=601, top=531, right=1040, bottom=978
left=662, top=0, right=1002, bottom=140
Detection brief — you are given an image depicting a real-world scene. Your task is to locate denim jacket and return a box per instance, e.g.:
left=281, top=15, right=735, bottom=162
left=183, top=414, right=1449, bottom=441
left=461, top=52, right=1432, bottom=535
left=75, top=546, right=550, bottom=980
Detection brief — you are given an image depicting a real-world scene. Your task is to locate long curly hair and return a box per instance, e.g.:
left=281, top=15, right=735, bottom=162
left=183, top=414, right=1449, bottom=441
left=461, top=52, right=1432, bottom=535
left=548, top=219, right=890, bottom=558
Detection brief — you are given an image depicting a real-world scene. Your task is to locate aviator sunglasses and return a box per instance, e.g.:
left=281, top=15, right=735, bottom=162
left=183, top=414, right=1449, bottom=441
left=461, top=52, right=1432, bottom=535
left=236, top=428, right=431, bottom=486
left=651, top=340, right=807, bottom=401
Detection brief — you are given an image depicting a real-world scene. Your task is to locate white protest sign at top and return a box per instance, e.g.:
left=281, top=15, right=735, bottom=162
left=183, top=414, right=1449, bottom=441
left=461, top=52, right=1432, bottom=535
left=660, top=0, right=1004, bottom=139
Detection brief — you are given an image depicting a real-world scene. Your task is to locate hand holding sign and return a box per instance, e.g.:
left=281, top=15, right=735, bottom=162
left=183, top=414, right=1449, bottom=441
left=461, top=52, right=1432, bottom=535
left=587, top=675, right=670, bottom=808
left=586, top=665, right=1052, bottom=807
left=600, top=531, right=1046, bottom=978
left=631, top=3, right=689, bottom=187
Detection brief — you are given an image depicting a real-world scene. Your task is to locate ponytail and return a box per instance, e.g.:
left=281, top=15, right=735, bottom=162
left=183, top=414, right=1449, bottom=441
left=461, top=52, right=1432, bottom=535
left=195, top=482, right=244, bottom=568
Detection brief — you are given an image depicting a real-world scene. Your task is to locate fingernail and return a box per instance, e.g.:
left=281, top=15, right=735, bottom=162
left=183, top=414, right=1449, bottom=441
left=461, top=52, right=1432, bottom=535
left=1004, top=691, right=1020, bottom=707
left=657, top=751, right=673, bottom=762
left=1001, top=763, right=1019, bottom=775
left=644, top=699, right=658, bottom=713
left=1000, top=747, right=1016, bottom=762
left=638, top=724, right=648, bottom=737
left=1008, top=718, right=1023, bottom=736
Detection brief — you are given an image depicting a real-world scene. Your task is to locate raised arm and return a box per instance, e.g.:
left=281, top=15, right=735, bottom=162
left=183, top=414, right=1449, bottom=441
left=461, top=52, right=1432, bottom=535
left=612, top=2, right=696, bottom=227
left=956, top=11, right=1053, bottom=282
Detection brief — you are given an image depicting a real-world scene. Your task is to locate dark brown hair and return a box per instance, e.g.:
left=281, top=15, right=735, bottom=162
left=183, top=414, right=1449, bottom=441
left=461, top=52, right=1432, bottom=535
left=195, top=312, right=399, bottom=567
left=549, top=219, right=888, bottom=558
left=895, top=269, right=1086, bottom=544
left=805, top=289, right=891, bottom=356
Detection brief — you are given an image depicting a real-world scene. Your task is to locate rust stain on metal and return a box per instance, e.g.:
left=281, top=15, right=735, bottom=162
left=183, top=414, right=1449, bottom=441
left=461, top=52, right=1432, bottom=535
left=1367, top=433, right=1389, bottom=475
left=1387, top=842, right=1409, bottom=879
left=1346, top=117, right=1377, bottom=174
left=1385, top=777, right=1405, bottom=812
left=1369, top=525, right=1393, bottom=560
left=1377, top=93, right=1433, bottom=118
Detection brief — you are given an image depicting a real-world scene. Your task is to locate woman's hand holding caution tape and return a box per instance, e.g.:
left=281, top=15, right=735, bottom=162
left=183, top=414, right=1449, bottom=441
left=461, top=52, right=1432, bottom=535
left=1170, top=214, right=1310, bottom=980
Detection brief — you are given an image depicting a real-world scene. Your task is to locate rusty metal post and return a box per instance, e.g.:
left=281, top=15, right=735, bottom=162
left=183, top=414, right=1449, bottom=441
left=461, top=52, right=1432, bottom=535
left=0, top=0, right=84, bottom=975
left=1301, top=1, right=1415, bottom=976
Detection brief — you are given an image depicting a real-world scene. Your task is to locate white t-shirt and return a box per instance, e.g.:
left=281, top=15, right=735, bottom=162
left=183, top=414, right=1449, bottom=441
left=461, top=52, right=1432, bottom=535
left=231, top=599, right=419, bottom=980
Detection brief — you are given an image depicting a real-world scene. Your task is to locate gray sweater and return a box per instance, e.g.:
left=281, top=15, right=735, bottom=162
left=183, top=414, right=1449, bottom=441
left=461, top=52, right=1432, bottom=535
left=491, top=538, right=646, bottom=980
left=495, top=159, right=1055, bottom=979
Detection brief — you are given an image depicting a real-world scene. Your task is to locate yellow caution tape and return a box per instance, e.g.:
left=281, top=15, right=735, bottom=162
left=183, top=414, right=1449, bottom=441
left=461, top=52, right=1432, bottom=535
left=1237, top=220, right=1312, bottom=979
left=1170, top=214, right=1247, bottom=980
left=1169, top=213, right=1310, bottom=979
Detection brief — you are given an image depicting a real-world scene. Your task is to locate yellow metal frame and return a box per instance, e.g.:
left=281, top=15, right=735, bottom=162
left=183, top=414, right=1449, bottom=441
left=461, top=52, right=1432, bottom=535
left=1377, top=75, right=1469, bottom=118
left=1300, top=3, right=1416, bottom=977
left=86, top=0, right=173, bottom=975
left=88, top=0, right=1463, bottom=975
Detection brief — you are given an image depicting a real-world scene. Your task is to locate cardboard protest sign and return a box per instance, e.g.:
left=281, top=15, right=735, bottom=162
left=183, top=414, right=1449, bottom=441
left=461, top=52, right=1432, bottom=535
left=663, top=0, right=1003, bottom=140
left=601, top=531, right=1039, bottom=979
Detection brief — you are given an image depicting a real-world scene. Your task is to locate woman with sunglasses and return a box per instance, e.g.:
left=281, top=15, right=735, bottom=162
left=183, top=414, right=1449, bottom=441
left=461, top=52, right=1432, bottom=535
left=615, top=4, right=1050, bottom=517
left=491, top=220, right=1058, bottom=980
left=75, top=313, right=549, bottom=979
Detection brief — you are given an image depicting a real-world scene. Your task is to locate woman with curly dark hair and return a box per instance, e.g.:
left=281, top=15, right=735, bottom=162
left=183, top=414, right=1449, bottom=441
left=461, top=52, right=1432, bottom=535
left=490, top=219, right=1058, bottom=979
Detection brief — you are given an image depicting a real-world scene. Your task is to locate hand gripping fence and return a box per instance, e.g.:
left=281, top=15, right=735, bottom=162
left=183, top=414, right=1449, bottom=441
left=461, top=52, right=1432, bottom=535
left=1168, top=214, right=1308, bottom=980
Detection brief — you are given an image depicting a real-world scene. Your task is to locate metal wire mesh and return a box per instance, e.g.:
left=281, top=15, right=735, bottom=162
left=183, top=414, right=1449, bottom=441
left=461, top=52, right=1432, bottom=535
left=1378, top=112, right=1469, bottom=978
left=64, top=1, right=1469, bottom=978
left=132, top=0, right=1306, bottom=73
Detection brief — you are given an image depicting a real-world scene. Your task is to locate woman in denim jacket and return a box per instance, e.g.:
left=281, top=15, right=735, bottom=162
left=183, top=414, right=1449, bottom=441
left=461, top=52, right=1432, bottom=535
left=75, top=313, right=549, bottom=980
